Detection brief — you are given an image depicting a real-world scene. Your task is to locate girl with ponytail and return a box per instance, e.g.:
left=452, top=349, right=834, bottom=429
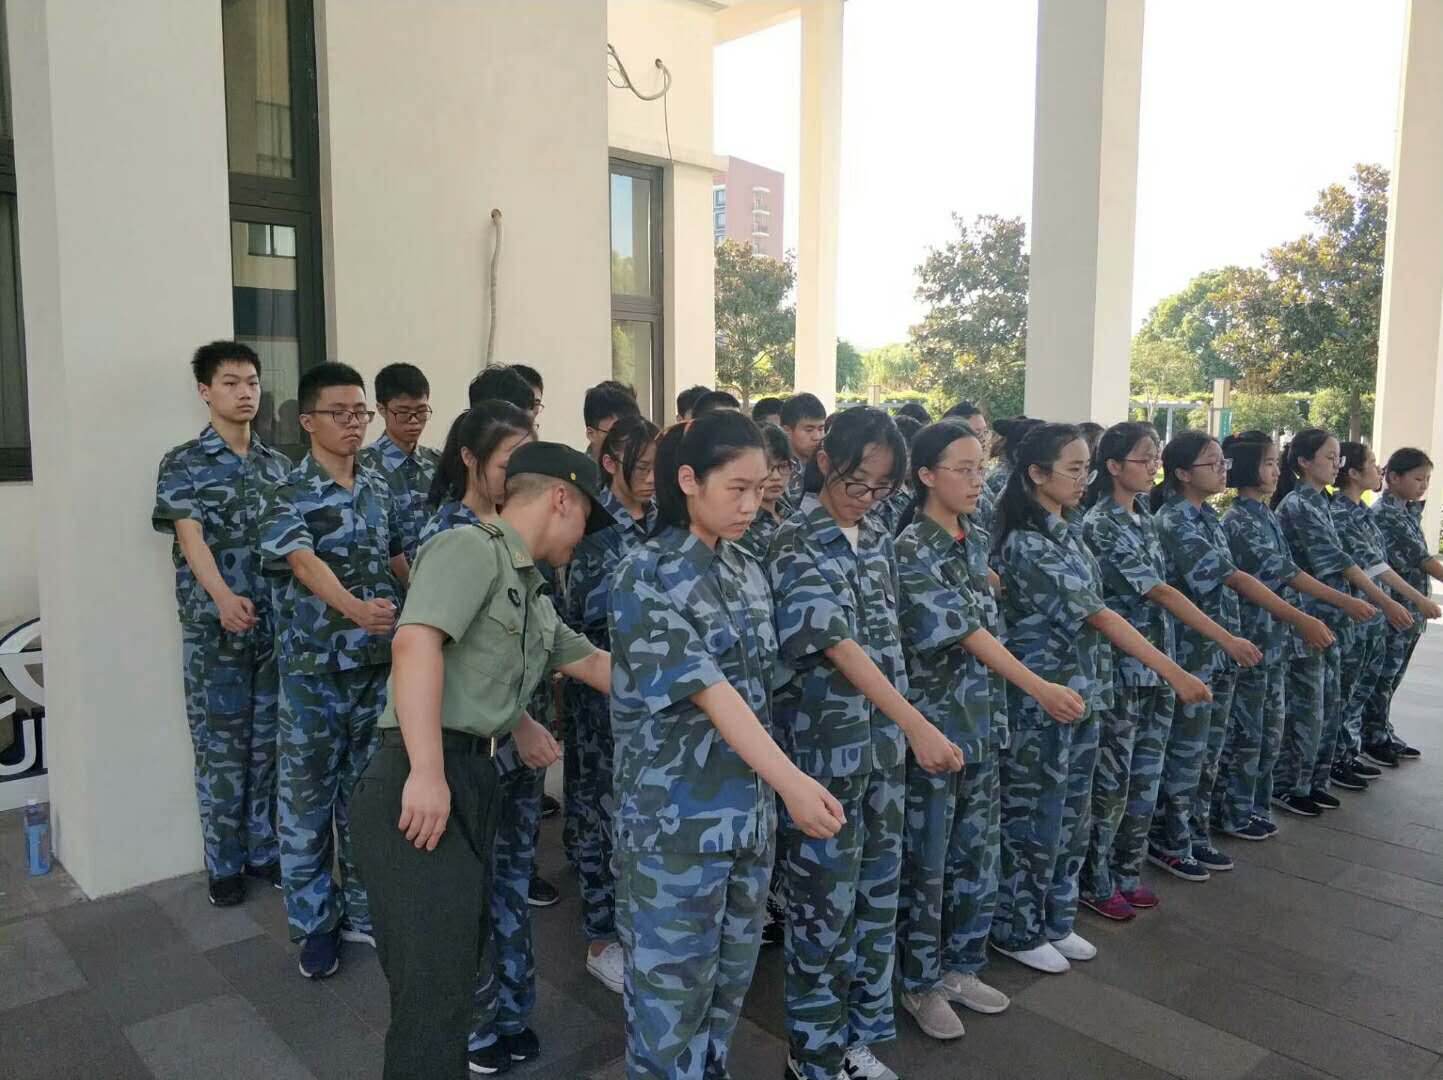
left=987, top=424, right=1206, bottom=973
left=737, top=422, right=796, bottom=561
left=1272, top=429, right=1409, bottom=817
left=421, top=401, right=534, bottom=541
left=1077, top=423, right=1261, bottom=920
left=891, top=422, right=1085, bottom=1034
left=607, top=409, right=844, bottom=1078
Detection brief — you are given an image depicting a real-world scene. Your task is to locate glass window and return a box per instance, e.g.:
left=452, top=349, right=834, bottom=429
left=609, top=159, right=664, bottom=420
left=611, top=320, right=653, bottom=416
left=231, top=219, right=305, bottom=446
left=222, top=0, right=295, bottom=179
left=609, top=172, right=654, bottom=298
left=0, top=0, right=27, bottom=483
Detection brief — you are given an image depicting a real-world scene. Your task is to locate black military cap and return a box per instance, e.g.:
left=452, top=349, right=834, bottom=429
left=506, top=441, right=616, bottom=535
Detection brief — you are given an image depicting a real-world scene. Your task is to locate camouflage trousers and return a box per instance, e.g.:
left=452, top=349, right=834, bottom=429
left=1081, top=684, right=1173, bottom=902
left=782, top=766, right=904, bottom=1080
left=1337, top=621, right=1386, bottom=760
left=616, top=841, right=772, bottom=1080
left=1278, top=645, right=1341, bottom=797
left=1364, top=626, right=1424, bottom=746
left=897, top=750, right=1000, bottom=994
left=277, top=666, right=387, bottom=939
left=180, top=622, right=279, bottom=878
left=567, top=680, right=618, bottom=941
left=1150, top=669, right=1237, bottom=859
left=991, top=715, right=1099, bottom=952
left=471, top=749, right=543, bottom=1051
left=1214, top=662, right=1287, bottom=831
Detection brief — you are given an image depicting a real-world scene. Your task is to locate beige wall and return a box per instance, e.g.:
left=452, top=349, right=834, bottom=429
left=607, top=0, right=720, bottom=416
left=319, top=0, right=611, bottom=448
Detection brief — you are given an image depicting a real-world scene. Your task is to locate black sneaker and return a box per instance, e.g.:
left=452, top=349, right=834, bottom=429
left=1390, top=738, right=1422, bottom=760
left=1273, top=793, right=1321, bottom=817
left=1362, top=743, right=1401, bottom=768
left=761, top=897, right=786, bottom=947
left=468, top=1041, right=512, bottom=1075
left=207, top=874, right=245, bottom=907
left=1349, top=757, right=1383, bottom=779
left=504, top=1028, right=540, bottom=1062
left=244, top=860, right=283, bottom=889
left=298, top=928, right=340, bottom=979
left=1249, top=814, right=1279, bottom=836
left=1146, top=844, right=1211, bottom=881
left=1192, top=844, right=1234, bottom=871
left=1220, top=820, right=1270, bottom=842
left=1310, top=788, right=1342, bottom=810
left=540, top=794, right=561, bottom=819
left=1329, top=763, right=1369, bottom=791
left=527, top=873, right=560, bottom=908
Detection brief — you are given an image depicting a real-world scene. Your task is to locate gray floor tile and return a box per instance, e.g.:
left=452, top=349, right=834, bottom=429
left=1016, top=969, right=1270, bottom=1080
left=124, top=994, right=315, bottom=1080
left=1329, top=861, right=1443, bottom=917
left=0, top=987, right=154, bottom=1080
left=1220, top=833, right=1351, bottom=884
left=1242, top=1053, right=1335, bottom=1079
left=0, top=915, right=87, bottom=1011
left=1267, top=821, right=1443, bottom=886
left=320, top=940, right=393, bottom=1032
left=144, top=870, right=266, bottom=952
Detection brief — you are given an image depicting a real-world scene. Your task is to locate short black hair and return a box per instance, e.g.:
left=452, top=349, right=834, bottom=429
left=192, top=341, right=260, bottom=385
left=584, top=380, right=641, bottom=428
left=894, top=414, right=924, bottom=446
left=374, top=362, right=430, bottom=405
left=298, top=362, right=366, bottom=413
left=469, top=365, right=536, bottom=412
left=781, top=392, right=827, bottom=427
left=760, top=421, right=791, bottom=463
left=752, top=397, right=785, bottom=423
left=896, top=402, right=932, bottom=425
left=676, top=384, right=711, bottom=419
left=692, top=389, right=742, bottom=417
left=511, top=364, right=544, bottom=393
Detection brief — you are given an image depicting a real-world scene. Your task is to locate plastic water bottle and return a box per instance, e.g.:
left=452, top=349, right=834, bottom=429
left=24, top=798, right=51, bottom=876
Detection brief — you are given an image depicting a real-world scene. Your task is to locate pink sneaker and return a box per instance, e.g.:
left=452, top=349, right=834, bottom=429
left=1080, top=890, right=1136, bottom=921
left=1121, top=886, right=1160, bottom=909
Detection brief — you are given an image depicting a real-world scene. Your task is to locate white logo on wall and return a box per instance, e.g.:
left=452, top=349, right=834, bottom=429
left=0, top=619, right=45, bottom=809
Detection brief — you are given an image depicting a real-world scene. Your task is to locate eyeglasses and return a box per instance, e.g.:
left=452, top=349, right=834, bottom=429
left=934, top=463, right=984, bottom=481
left=1191, top=458, right=1232, bottom=473
left=384, top=406, right=433, bottom=422
left=839, top=479, right=897, bottom=502
left=1047, top=465, right=1097, bottom=485
left=305, top=408, right=376, bottom=426
left=1124, top=455, right=1161, bottom=467
left=767, top=460, right=797, bottom=477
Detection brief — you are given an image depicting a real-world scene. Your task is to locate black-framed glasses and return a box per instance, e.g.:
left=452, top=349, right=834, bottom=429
left=1123, top=454, right=1161, bottom=467
left=840, top=479, right=897, bottom=502
left=1191, top=457, right=1231, bottom=473
left=768, top=459, right=797, bottom=477
left=384, top=405, right=433, bottom=422
left=305, top=408, right=376, bottom=426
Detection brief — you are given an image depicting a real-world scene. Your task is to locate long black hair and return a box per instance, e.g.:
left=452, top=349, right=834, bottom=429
left=652, top=410, right=764, bottom=533
left=896, top=420, right=978, bottom=532
left=801, top=405, right=908, bottom=497
left=991, top=422, right=1084, bottom=554
left=1222, top=429, right=1274, bottom=490
left=1085, top=421, right=1157, bottom=509
left=1336, top=440, right=1371, bottom=495
left=992, top=416, right=1041, bottom=467
left=1271, top=427, right=1332, bottom=509
left=598, top=413, right=660, bottom=492
left=1150, top=430, right=1218, bottom=512
left=1384, top=447, right=1433, bottom=478
left=427, top=401, right=533, bottom=508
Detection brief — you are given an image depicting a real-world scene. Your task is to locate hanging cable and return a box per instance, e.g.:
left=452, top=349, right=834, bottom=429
left=485, top=208, right=502, bottom=367
left=607, top=43, right=674, bottom=160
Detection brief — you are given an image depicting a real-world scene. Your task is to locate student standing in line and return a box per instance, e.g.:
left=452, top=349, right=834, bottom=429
left=894, top=421, right=1086, bottom=1041
left=1077, top=424, right=1262, bottom=921
left=676, top=384, right=711, bottom=423
left=511, top=364, right=546, bottom=432
left=769, top=407, right=964, bottom=1080
left=357, top=363, right=440, bottom=568
left=153, top=341, right=294, bottom=907
left=940, top=403, right=997, bottom=534
left=563, top=413, right=659, bottom=995
left=780, top=392, right=827, bottom=505
left=470, top=364, right=539, bottom=417
left=1365, top=448, right=1443, bottom=764
left=259, top=362, right=409, bottom=978
left=866, top=415, right=920, bottom=537
left=988, top=424, right=1207, bottom=976
left=583, top=380, right=643, bottom=460
left=609, top=409, right=845, bottom=1080
left=980, top=417, right=1041, bottom=510
left=753, top=396, right=786, bottom=429
left=1271, top=429, right=1409, bottom=817
left=738, top=422, right=796, bottom=565
left=1212, top=432, right=1365, bottom=841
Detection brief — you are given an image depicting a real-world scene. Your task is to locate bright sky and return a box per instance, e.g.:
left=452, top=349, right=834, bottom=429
left=714, top=0, right=1406, bottom=352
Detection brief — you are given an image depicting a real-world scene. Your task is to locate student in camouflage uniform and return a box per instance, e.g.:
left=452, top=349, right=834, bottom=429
left=356, top=363, right=440, bottom=567
left=989, top=424, right=1206, bottom=975
left=583, top=379, right=642, bottom=459
left=738, top=422, right=795, bottom=565
left=351, top=441, right=613, bottom=1080
left=780, top=393, right=826, bottom=506
left=258, top=362, right=409, bottom=979
left=895, top=421, right=1085, bottom=1041
left=153, top=341, right=293, bottom=907
left=770, top=407, right=964, bottom=1080
left=1078, top=424, right=1261, bottom=919
left=563, top=414, right=659, bottom=996
left=1366, top=448, right=1443, bottom=762
left=609, top=411, right=844, bottom=1080
left=1272, top=430, right=1408, bottom=816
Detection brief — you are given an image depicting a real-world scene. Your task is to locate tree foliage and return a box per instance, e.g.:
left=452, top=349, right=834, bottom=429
left=714, top=239, right=796, bottom=406
left=862, top=343, right=920, bottom=391
left=1130, top=337, right=1204, bottom=420
left=1134, top=268, right=1247, bottom=386
left=909, top=213, right=1029, bottom=418
left=1308, top=387, right=1375, bottom=441
left=1230, top=392, right=1305, bottom=439
left=836, top=338, right=864, bottom=393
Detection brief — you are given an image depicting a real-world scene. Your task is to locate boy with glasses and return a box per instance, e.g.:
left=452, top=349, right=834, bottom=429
left=359, top=363, right=439, bottom=567
left=260, top=362, right=409, bottom=979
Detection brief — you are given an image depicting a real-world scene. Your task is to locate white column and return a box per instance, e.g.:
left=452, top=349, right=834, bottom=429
left=1375, top=0, right=1443, bottom=549
left=11, top=1, right=232, bottom=895
left=1024, top=0, right=1145, bottom=426
left=794, top=0, right=843, bottom=412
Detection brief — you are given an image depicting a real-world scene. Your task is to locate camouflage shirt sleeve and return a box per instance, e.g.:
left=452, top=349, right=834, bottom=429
left=258, top=481, right=311, bottom=568
left=612, top=560, right=731, bottom=716
left=1088, top=510, right=1163, bottom=598
left=152, top=448, right=197, bottom=534
left=895, top=535, right=980, bottom=656
left=769, top=531, right=853, bottom=664
left=1008, top=530, right=1106, bottom=635
left=1160, top=509, right=1237, bottom=598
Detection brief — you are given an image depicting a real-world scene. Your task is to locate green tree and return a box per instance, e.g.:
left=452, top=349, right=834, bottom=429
left=1308, top=387, right=1375, bottom=440
left=836, top=338, right=864, bottom=393
left=1230, top=392, right=1304, bottom=439
left=1134, top=267, right=1249, bottom=384
left=909, top=213, right=1029, bottom=418
left=714, top=239, right=796, bottom=406
left=861, top=343, right=919, bottom=392
left=1130, top=337, right=1204, bottom=422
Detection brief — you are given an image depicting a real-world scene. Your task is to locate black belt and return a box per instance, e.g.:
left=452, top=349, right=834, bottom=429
left=378, top=727, right=500, bottom=758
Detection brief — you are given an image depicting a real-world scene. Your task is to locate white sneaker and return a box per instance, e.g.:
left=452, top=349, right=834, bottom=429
left=843, top=1046, right=900, bottom=1080
left=901, top=988, right=966, bottom=1040
left=586, top=940, right=625, bottom=993
left=940, top=970, right=1011, bottom=1014
left=992, top=940, right=1070, bottom=974
left=1050, top=932, right=1097, bottom=961
left=338, top=925, right=376, bottom=948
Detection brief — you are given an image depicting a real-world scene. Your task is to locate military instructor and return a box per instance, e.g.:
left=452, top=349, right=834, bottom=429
left=352, top=442, right=615, bottom=1080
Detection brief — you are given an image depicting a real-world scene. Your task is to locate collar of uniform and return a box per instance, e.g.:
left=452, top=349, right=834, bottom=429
left=597, top=485, right=653, bottom=538
left=298, top=451, right=375, bottom=495
left=908, top=511, right=964, bottom=556
left=798, top=492, right=877, bottom=550
left=198, top=423, right=267, bottom=459
left=1165, top=494, right=1216, bottom=525
left=490, top=516, right=537, bottom=572
left=1297, top=484, right=1330, bottom=510
left=1097, top=494, right=1144, bottom=521
left=369, top=432, right=419, bottom=470
left=1040, top=510, right=1072, bottom=545
left=1233, top=494, right=1270, bottom=518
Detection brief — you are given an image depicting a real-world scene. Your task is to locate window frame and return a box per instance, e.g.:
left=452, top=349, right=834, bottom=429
left=609, top=157, right=665, bottom=422
left=0, top=0, right=29, bottom=482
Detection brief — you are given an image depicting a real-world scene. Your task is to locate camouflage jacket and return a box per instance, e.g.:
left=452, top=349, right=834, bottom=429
left=1330, top=496, right=1387, bottom=631
left=786, top=457, right=808, bottom=505
left=1082, top=496, right=1175, bottom=687
left=608, top=526, right=780, bottom=854
left=1222, top=495, right=1301, bottom=667
left=418, top=499, right=482, bottom=547
left=1374, top=492, right=1433, bottom=626
left=565, top=486, right=654, bottom=648
left=356, top=434, right=440, bottom=566
left=866, top=485, right=913, bottom=538
left=769, top=494, right=908, bottom=778
left=1276, top=485, right=1357, bottom=649
left=152, top=424, right=292, bottom=634
left=736, top=496, right=792, bottom=563
left=1153, top=495, right=1241, bottom=678
left=259, top=453, right=402, bottom=675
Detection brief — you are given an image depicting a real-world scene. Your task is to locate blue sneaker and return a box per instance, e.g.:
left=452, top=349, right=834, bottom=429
left=298, top=928, right=340, bottom=979
left=1220, top=821, right=1270, bottom=842
left=1147, top=844, right=1210, bottom=882
left=1192, top=844, right=1234, bottom=871
left=1249, top=814, right=1279, bottom=837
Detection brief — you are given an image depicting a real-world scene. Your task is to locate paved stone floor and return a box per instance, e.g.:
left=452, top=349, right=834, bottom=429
left=5, top=636, right=1443, bottom=1079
